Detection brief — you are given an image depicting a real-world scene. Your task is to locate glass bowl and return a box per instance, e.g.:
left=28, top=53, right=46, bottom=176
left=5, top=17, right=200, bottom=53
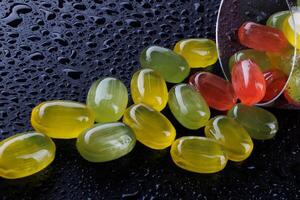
left=216, top=0, right=298, bottom=108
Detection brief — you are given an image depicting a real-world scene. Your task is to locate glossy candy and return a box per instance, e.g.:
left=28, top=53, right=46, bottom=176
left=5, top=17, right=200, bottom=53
left=285, top=67, right=300, bottom=104
left=229, top=49, right=272, bottom=72
left=168, top=84, right=210, bottom=129
left=205, top=116, right=253, bottom=162
left=170, top=137, right=228, bottom=174
left=131, top=69, right=168, bottom=111
left=87, top=77, right=128, bottom=123
left=267, top=10, right=290, bottom=30
left=0, top=132, right=55, bottom=179
left=228, top=104, right=278, bottom=140
left=140, top=46, right=190, bottom=83
left=231, top=59, right=266, bottom=105
left=173, top=39, right=218, bottom=68
left=123, top=104, right=176, bottom=150
left=189, top=72, right=237, bottom=111
left=262, top=69, right=287, bottom=102
left=283, top=12, right=300, bottom=49
left=238, top=22, right=288, bottom=52
left=76, top=123, right=136, bottom=162
left=31, top=100, right=95, bottom=139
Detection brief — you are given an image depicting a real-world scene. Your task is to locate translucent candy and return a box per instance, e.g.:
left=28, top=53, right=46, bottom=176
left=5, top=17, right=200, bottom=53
left=0, top=132, right=55, bottom=179
left=87, top=77, right=128, bottom=123
left=140, top=46, right=190, bottom=83
left=131, top=69, right=168, bottom=111
left=168, top=84, right=210, bottom=130
left=170, top=136, right=227, bottom=173
left=77, top=123, right=136, bottom=162
left=228, top=104, right=278, bottom=140
left=31, top=100, right=95, bottom=139
left=123, top=104, right=176, bottom=150
left=173, top=38, right=218, bottom=68
left=205, top=116, right=253, bottom=162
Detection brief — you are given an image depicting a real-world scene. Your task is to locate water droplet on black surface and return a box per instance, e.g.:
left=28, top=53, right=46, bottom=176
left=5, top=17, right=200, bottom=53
left=2, top=3, right=32, bottom=28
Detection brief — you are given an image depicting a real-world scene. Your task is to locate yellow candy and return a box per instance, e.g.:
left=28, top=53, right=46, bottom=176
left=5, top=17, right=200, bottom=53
left=0, top=132, right=55, bottom=179
left=31, top=100, right=95, bottom=139
left=131, top=69, right=168, bottom=111
left=173, top=38, right=218, bottom=68
left=171, top=136, right=228, bottom=173
left=123, top=103, right=176, bottom=150
left=283, top=12, right=300, bottom=49
left=205, top=116, right=253, bottom=162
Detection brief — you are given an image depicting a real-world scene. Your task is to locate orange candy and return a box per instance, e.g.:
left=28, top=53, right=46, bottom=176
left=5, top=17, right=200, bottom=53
left=238, top=22, right=288, bottom=52
left=231, top=59, right=266, bottom=105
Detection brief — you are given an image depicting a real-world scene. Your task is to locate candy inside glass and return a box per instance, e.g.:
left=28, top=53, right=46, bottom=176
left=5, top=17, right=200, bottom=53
left=216, top=0, right=298, bottom=108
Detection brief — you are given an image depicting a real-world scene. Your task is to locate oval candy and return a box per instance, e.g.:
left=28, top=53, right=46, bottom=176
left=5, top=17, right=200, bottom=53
left=231, top=59, right=266, bottom=105
left=173, top=38, right=218, bottom=68
left=205, top=116, right=253, bottom=162
left=168, top=84, right=210, bottom=129
left=189, top=72, right=237, bottom=111
left=131, top=69, right=168, bottom=111
left=171, top=136, right=228, bottom=174
left=238, top=22, right=288, bottom=52
left=228, top=104, right=278, bottom=140
left=0, top=132, right=55, bottom=179
left=31, top=100, right=95, bottom=139
left=76, top=122, right=136, bottom=162
left=123, top=104, right=176, bottom=150
left=140, top=46, right=190, bottom=83
left=87, top=77, right=128, bottom=123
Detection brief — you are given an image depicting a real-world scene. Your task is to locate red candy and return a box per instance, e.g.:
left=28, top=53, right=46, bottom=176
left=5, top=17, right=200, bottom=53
left=262, top=69, right=287, bottom=103
left=231, top=59, right=266, bottom=105
left=189, top=72, right=237, bottom=111
left=238, top=22, right=288, bottom=52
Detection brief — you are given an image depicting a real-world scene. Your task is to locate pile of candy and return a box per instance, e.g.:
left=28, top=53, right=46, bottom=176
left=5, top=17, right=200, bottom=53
left=2, top=9, right=300, bottom=179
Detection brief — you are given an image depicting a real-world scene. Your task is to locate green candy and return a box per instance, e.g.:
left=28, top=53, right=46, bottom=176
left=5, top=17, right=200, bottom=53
left=87, top=77, right=128, bottom=123
left=267, top=10, right=290, bottom=30
left=168, top=84, right=210, bottom=129
left=76, top=122, right=136, bottom=162
left=229, top=49, right=272, bottom=72
left=227, top=104, right=278, bottom=140
left=140, top=46, right=190, bottom=83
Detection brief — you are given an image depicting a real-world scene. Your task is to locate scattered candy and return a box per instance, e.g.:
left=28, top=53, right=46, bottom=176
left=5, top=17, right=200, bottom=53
left=123, top=104, right=176, bottom=150
left=168, top=84, right=210, bottom=130
left=0, top=132, right=55, bottom=179
left=173, top=38, right=218, bottom=68
left=229, top=49, right=272, bottom=72
left=76, top=122, right=136, bottom=162
left=189, top=72, right=237, bottom=111
left=205, top=116, right=253, bottom=162
left=231, top=59, right=266, bottom=105
left=170, top=136, right=228, bottom=173
left=267, top=48, right=296, bottom=76
left=228, top=104, right=278, bottom=140
left=140, top=46, right=190, bottom=83
left=31, top=100, right=95, bottom=139
left=131, top=69, right=168, bottom=111
left=87, top=77, right=128, bottom=123
left=238, top=22, right=289, bottom=52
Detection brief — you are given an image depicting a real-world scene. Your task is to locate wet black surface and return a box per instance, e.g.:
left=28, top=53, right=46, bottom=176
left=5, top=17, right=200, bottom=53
left=0, top=0, right=299, bottom=199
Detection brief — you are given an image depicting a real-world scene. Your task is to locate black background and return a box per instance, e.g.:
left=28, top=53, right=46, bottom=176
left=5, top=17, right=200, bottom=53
left=0, top=0, right=299, bottom=199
